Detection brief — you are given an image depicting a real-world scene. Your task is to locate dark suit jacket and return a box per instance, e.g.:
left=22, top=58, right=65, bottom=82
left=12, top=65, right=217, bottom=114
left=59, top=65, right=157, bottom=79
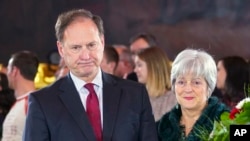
left=23, top=72, right=158, bottom=141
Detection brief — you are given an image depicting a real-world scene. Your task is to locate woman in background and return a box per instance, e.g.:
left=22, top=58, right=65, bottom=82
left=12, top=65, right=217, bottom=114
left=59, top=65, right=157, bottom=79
left=134, top=47, right=177, bottom=121
left=216, top=56, right=249, bottom=109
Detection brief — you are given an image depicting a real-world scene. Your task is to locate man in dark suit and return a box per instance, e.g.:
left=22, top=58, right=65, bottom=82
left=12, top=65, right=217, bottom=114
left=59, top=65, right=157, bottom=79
left=23, top=9, right=158, bottom=141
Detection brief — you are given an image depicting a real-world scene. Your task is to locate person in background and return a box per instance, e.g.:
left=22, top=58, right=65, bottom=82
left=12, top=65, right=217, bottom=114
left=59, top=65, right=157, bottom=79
left=2, top=51, right=39, bottom=141
left=100, top=45, right=119, bottom=75
left=0, top=72, right=15, bottom=138
left=127, top=32, right=158, bottom=82
left=134, top=47, right=177, bottom=121
left=113, top=44, right=134, bottom=79
left=129, top=32, right=157, bottom=55
left=216, top=56, right=249, bottom=109
left=157, top=49, right=230, bottom=141
left=23, top=9, right=158, bottom=141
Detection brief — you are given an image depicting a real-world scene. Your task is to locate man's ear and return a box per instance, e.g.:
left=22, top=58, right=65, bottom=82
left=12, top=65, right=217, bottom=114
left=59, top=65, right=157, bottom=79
left=11, top=66, right=19, bottom=77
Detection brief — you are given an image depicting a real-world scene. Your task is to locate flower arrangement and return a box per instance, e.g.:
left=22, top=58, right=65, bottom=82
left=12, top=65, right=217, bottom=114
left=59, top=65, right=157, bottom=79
left=199, top=84, right=250, bottom=141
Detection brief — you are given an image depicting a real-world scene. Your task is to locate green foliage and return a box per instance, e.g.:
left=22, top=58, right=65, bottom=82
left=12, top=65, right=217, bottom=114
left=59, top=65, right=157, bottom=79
left=209, top=112, right=231, bottom=141
left=234, top=102, right=250, bottom=124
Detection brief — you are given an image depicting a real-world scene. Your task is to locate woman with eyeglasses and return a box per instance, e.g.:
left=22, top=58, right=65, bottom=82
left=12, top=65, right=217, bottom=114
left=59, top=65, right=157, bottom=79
left=157, top=48, right=230, bottom=141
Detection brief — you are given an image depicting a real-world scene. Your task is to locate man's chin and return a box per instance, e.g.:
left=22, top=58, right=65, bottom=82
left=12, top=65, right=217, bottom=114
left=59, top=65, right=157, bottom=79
left=81, top=69, right=98, bottom=76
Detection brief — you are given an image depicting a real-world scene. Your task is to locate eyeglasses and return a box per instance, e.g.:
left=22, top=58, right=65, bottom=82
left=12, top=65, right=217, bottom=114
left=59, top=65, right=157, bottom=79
left=175, top=78, right=204, bottom=88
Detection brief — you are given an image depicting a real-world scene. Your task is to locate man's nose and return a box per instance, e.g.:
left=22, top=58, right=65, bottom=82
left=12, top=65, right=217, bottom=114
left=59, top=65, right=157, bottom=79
left=79, top=48, right=90, bottom=59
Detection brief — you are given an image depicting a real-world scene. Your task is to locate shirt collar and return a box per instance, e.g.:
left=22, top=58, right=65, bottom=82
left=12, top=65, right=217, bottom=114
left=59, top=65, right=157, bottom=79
left=70, top=68, right=103, bottom=91
left=16, top=91, right=33, bottom=100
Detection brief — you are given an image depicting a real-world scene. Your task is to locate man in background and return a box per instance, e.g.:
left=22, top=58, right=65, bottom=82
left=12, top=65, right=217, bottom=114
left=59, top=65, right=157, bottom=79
left=100, top=45, right=119, bottom=75
left=2, top=50, right=39, bottom=141
left=129, top=32, right=157, bottom=55
left=113, top=44, right=134, bottom=79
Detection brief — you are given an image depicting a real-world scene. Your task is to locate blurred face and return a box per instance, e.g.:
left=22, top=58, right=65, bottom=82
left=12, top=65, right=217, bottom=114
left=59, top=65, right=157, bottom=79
left=100, top=54, right=114, bottom=74
left=134, top=56, right=147, bottom=84
left=115, top=60, right=126, bottom=77
left=130, top=38, right=149, bottom=54
left=174, top=73, right=208, bottom=111
left=216, top=60, right=226, bottom=90
left=114, top=48, right=134, bottom=78
left=57, top=18, right=104, bottom=82
left=114, top=48, right=127, bottom=77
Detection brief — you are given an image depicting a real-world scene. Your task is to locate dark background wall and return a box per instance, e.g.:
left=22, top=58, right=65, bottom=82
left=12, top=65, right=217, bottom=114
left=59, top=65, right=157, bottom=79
left=1, top=0, right=250, bottom=65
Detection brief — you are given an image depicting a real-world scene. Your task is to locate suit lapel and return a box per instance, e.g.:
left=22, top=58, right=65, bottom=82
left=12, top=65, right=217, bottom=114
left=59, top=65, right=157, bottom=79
left=102, top=73, right=122, bottom=141
left=58, top=76, right=96, bottom=141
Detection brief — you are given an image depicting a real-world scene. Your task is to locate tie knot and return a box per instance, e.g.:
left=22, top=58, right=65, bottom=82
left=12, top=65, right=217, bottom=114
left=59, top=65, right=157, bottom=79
left=84, top=83, right=95, bottom=93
